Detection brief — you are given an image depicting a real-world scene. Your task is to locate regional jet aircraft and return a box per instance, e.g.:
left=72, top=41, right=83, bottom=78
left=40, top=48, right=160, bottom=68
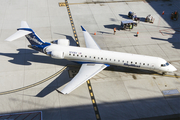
left=6, top=21, right=177, bottom=94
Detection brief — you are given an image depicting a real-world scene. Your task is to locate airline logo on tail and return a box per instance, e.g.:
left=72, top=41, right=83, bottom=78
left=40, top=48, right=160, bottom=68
left=5, top=21, right=51, bottom=53
left=26, top=34, right=43, bottom=45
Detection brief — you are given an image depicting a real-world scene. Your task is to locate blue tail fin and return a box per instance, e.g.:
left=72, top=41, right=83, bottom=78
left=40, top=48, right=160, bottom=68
left=17, top=28, right=45, bottom=45
left=23, top=29, right=51, bottom=52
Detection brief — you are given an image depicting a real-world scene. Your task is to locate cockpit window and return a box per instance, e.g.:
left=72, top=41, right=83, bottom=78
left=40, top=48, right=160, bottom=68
left=166, top=62, right=169, bottom=66
left=161, top=62, right=169, bottom=67
left=161, top=64, right=166, bottom=67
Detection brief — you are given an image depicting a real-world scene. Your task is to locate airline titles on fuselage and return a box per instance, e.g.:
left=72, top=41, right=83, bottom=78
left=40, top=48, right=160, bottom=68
left=69, top=51, right=82, bottom=55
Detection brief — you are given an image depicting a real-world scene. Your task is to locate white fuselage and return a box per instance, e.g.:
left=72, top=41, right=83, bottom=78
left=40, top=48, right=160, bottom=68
left=45, top=44, right=177, bottom=73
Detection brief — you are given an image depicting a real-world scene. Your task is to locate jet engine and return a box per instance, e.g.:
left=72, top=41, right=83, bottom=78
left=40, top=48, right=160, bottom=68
left=50, top=51, right=64, bottom=59
left=51, top=39, right=70, bottom=46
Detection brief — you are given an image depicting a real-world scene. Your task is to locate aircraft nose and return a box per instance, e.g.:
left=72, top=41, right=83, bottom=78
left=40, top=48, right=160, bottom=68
left=172, top=67, right=177, bottom=72
left=170, top=65, right=177, bottom=72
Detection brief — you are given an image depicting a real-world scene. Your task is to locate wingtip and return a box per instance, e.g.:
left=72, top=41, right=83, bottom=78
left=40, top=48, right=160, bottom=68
left=60, top=91, right=65, bottom=94
left=81, top=26, right=86, bottom=31
left=56, top=89, right=67, bottom=95
left=60, top=91, right=68, bottom=95
left=5, top=38, right=11, bottom=41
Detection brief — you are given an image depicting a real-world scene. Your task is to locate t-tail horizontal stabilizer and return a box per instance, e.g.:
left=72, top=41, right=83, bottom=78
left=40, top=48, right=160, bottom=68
left=5, top=21, right=50, bottom=53
left=5, top=21, right=32, bottom=41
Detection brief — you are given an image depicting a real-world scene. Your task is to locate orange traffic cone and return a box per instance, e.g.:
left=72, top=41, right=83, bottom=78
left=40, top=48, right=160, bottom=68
left=162, top=11, right=164, bottom=15
left=136, top=31, right=139, bottom=37
left=94, top=32, right=96, bottom=35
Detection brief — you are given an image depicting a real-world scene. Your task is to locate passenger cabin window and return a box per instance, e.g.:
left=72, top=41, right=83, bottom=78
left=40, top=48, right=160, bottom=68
left=101, top=58, right=103, bottom=60
left=135, top=62, right=137, bottom=64
left=81, top=55, right=83, bottom=57
left=69, top=54, right=71, bottom=56
left=118, top=60, right=120, bottom=62
left=114, top=59, right=116, bottom=61
left=77, top=54, right=79, bottom=57
left=131, top=62, right=133, bottom=64
left=73, top=54, right=75, bottom=56
left=143, top=63, right=145, bottom=65
left=94, top=57, right=95, bottom=59
left=89, top=56, right=91, bottom=58
left=85, top=55, right=87, bottom=57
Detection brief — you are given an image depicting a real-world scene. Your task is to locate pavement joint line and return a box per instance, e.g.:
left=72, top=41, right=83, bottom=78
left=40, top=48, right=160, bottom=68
left=63, top=1, right=101, bottom=119
left=0, top=66, right=67, bottom=95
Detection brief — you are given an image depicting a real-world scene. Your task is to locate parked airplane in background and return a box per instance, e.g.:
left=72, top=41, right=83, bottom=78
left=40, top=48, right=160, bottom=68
left=6, top=21, right=177, bottom=94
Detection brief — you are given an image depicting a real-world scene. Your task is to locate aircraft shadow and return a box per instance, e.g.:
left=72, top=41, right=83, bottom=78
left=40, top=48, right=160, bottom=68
left=0, top=48, right=80, bottom=97
left=35, top=65, right=159, bottom=98
left=0, top=48, right=161, bottom=97
left=36, top=66, right=75, bottom=97
left=3, top=1, right=180, bottom=120
left=105, top=65, right=159, bottom=75
left=0, top=49, right=76, bottom=66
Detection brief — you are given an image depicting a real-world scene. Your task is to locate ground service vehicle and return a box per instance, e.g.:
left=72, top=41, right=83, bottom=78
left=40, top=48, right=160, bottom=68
left=121, top=20, right=137, bottom=30
left=171, top=11, right=178, bottom=21
left=128, top=11, right=139, bottom=21
left=145, top=14, right=155, bottom=23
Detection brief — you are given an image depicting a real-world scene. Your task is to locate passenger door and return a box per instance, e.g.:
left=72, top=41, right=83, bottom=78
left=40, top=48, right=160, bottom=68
left=151, top=64, right=155, bottom=70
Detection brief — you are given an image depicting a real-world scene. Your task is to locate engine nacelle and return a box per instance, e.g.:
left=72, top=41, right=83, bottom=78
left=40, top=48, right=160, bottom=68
left=50, top=51, right=64, bottom=59
left=51, top=39, right=70, bottom=46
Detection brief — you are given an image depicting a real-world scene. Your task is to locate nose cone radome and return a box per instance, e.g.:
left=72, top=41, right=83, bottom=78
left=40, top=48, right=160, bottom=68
left=169, top=65, right=177, bottom=72
left=172, top=66, right=177, bottom=72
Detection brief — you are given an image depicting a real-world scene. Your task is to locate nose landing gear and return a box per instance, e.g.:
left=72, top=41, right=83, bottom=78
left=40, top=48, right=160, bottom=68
left=161, top=72, right=167, bottom=75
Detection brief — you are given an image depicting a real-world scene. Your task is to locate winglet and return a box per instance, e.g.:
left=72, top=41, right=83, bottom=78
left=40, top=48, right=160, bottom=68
left=81, top=26, right=86, bottom=31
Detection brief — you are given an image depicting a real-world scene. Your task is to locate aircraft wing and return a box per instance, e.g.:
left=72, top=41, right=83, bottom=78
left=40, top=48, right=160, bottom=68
left=61, top=26, right=108, bottom=94
left=81, top=26, right=101, bottom=50
left=61, top=64, right=108, bottom=94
